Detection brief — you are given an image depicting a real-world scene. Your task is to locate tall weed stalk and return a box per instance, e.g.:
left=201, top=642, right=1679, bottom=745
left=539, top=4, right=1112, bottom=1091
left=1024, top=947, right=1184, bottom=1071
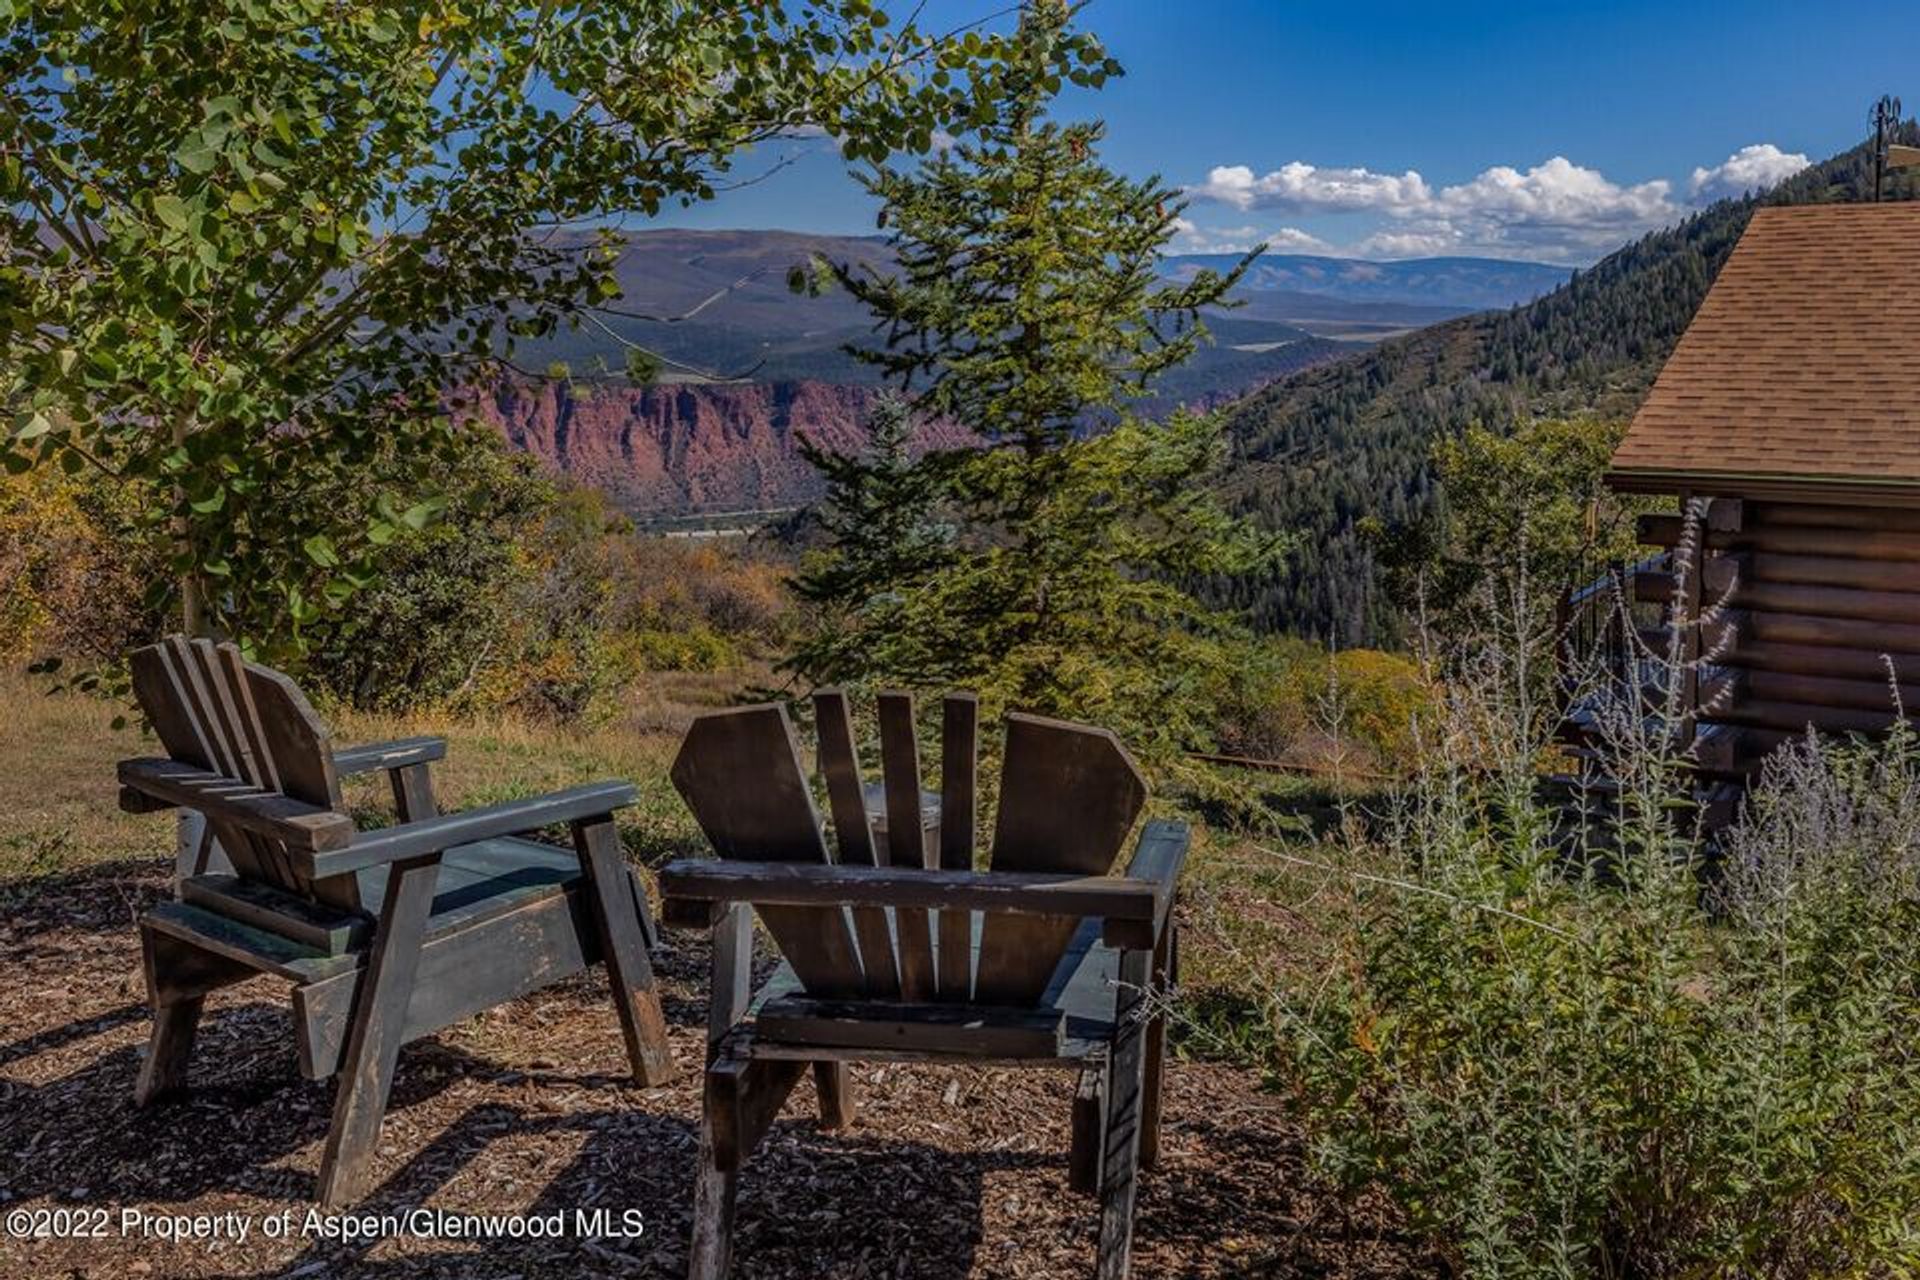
left=1274, top=548, right=1920, bottom=1278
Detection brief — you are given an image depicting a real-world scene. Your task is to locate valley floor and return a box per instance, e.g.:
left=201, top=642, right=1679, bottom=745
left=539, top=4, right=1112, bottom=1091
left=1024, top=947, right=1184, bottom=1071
left=0, top=672, right=1431, bottom=1279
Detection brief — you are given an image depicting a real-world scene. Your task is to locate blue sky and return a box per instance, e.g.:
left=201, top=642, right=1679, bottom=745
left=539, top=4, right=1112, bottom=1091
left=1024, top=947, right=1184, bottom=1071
left=660, top=0, right=1920, bottom=265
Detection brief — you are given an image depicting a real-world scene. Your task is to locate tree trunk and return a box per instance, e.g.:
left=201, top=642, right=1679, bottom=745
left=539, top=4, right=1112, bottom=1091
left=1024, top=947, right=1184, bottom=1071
left=172, top=415, right=207, bottom=637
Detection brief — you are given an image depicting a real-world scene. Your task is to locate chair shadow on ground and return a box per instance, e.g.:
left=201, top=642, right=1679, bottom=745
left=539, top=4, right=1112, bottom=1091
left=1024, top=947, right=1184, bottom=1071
left=3, top=982, right=1014, bottom=1279
left=0, top=857, right=1360, bottom=1279
left=0, top=856, right=715, bottom=1203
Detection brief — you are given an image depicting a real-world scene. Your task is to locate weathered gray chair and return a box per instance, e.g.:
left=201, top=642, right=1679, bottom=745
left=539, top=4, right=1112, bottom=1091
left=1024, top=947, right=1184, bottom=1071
left=116, top=636, right=674, bottom=1206
left=661, top=690, right=1188, bottom=1280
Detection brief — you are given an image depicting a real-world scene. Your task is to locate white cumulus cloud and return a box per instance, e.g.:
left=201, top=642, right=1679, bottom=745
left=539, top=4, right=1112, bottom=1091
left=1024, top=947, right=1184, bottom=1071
left=1183, top=143, right=1817, bottom=262
left=1169, top=218, right=1328, bottom=255
left=1689, top=143, right=1810, bottom=200
left=1187, top=162, right=1432, bottom=214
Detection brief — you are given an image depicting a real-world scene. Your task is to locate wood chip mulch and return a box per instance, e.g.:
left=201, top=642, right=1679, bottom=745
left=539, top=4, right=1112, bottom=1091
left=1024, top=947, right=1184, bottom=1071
left=0, top=860, right=1435, bottom=1279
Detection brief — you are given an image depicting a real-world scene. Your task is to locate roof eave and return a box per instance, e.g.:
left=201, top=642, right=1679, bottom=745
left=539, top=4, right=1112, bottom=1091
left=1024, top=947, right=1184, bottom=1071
left=1605, top=467, right=1920, bottom=507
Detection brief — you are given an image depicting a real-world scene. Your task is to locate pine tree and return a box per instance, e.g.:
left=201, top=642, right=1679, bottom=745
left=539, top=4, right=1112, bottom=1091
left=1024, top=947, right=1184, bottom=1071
left=787, top=395, right=957, bottom=684
left=782, top=0, right=1280, bottom=754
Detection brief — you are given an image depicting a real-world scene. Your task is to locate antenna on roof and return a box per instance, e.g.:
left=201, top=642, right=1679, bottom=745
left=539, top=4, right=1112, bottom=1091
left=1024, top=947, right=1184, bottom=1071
left=1872, top=94, right=1904, bottom=201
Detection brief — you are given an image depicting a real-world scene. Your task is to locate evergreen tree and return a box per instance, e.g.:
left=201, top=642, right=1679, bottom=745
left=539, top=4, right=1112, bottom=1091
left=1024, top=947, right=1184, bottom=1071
left=783, top=0, right=1278, bottom=755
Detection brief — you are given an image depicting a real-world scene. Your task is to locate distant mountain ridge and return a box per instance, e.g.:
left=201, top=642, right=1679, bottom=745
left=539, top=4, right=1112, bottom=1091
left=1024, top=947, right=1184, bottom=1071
left=1163, top=252, right=1571, bottom=310
left=488, top=230, right=1568, bottom=517
left=521, top=229, right=1571, bottom=385
left=1211, top=126, right=1920, bottom=645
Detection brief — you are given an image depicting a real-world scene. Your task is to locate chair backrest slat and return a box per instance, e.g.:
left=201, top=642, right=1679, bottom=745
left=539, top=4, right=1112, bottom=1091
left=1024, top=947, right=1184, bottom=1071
left=877, top=691, right=936, bottom=1000
left=674, top=695, right=1149, bottom=1013
left=671, top=704, right=866, bottom=998
left=974, top=714, right=1147, bottom=1005
left=131, top=637, right=351, bottom=907
left=936, top=694, right=978, bottom=1001
left=813, top=689, right=901, bottom=999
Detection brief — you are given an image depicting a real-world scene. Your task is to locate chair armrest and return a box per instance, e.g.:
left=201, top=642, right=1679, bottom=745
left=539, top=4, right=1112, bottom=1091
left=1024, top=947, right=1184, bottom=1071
left=658, top=860, right=1164, bottom=941
left=1113, top=819, right=1191, bottom=948
left=117, top=758, right=355, bottom=852
left=332, top=736, right=447, bottom=778
left=301, top=780, right=638, bottom=878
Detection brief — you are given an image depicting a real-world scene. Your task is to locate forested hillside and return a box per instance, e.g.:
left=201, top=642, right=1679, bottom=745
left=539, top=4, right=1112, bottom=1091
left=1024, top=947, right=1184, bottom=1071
left=1218, top=127, right=1920, bottom=645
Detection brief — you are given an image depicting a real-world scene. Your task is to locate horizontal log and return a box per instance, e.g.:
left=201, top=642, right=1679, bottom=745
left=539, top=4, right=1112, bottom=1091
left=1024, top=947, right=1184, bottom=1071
left=1724, top=640, right=1920, bottom=682
left=1711, top=579, right=1920, bottom=626
left=1712, top=699, right=1903, bottom=735
left=1727, top=552, right=1920, bottom=594
left=1752, top=501, right=1920, bottom=532
left=1744, top=669, right=1920, bottom=714
left=1744, top=610, right=1920, bottom=654
left=1637, top=516, right=1920, bottom=563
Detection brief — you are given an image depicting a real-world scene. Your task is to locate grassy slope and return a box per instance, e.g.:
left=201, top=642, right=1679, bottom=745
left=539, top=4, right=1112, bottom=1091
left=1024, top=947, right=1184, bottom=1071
left=0, top=667, right=1361, bottom=1050
left=0, top=670, right=725, bottom=889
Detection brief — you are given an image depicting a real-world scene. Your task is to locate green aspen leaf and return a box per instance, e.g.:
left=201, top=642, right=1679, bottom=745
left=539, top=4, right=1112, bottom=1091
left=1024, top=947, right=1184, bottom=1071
left=176, top=143, right=218, bottom=174
left=189, top=488, right=225, bottom=514
left=15, top=411, right=52, bottom=440
left=302, top=534, right=339, bottom=566
left=366, top=520, right=396, bottom=545
left=152, top=194, right=191, bottom=231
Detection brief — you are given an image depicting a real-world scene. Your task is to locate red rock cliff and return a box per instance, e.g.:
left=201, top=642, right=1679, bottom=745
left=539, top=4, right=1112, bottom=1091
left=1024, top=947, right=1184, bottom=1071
left=474, top=379, right=911, bottom=515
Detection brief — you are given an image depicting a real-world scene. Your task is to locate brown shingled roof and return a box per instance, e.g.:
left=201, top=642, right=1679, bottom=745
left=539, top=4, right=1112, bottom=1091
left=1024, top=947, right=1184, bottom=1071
left=1609, top=203, right=1920, bottom=496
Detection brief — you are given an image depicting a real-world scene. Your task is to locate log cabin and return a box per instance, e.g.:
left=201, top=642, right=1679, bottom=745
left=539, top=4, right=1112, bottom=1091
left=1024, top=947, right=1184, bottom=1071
left=1595, top=202, right=1920, bottom=783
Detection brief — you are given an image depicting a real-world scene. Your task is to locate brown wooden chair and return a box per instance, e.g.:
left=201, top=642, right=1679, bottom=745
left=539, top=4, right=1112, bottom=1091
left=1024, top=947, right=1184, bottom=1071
left=116, top=636, right=675, bottom=1206
left=661, top=690, right=1188, bottom=1280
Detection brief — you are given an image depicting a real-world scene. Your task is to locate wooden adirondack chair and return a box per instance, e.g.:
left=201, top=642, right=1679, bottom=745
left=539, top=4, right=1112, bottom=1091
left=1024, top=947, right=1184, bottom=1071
left=660, top=690, right=1189, bottom=1280
left=115, top=636, right=675, bottom=1206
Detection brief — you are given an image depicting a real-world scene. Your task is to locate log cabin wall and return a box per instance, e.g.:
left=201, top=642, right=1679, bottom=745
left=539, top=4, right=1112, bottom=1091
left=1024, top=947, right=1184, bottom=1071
left=1635, top=495, right=1920, bottom=774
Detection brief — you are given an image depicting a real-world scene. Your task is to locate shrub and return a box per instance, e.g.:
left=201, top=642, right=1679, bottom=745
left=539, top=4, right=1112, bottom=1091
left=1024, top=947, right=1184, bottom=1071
left=1212, top=638, right=1438, bottom=776
left=626, top=623, right=741, bottom=674
left=303, top=447, right=637, bottom=723
left=0, top=469, right=165, bottom=674
left=1276, top=718, right=1920, bottom=1277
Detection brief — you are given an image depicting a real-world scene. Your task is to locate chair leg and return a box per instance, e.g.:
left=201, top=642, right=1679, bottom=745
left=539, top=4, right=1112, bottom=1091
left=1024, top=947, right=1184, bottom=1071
left=132, top=925, right=250, bottom=1106
left=813, top=1061, right=857, bottom=1131
left=689, top=1103, right=740, bottom=1280
left=1095, top=949, right=1152, bottom=1280
left=134, top=995, right=204, bottom=1106
left=573, top=817, right=674, bottom=1086
left=316, top=854, right=439, bottom=1208
left=1068, top=1061, right=1106, bottom=1195
left=631, top=868, right=662, bottom=954
left=1141, top=924, right=1175, bottom=1170
left=692, top=1051, right=805, bottom=1279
